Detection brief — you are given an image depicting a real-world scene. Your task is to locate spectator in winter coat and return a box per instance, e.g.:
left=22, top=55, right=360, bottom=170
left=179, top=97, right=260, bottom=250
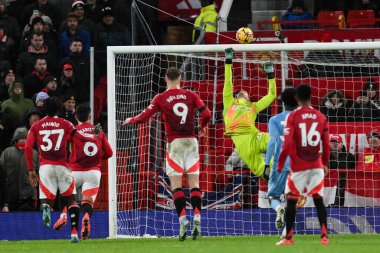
left=320, top=89, right=348, bottom=122
left=23, top=106, right=43, bottom=130
left=95, top=7, right=131, bottom=75
left=59, top=12, right=91, bottom=58
left=0, top=0, right=20, bottom=42
left=58, top=94, right=77, bottom=125
left=84, top=0, right=103, bottom=24
left=22, top=57, right=50, bottom=99
left=357, top=130, right=380, bottom=171
left=348, top=80, right=380, bottom=121
left=21, top=0, right=60, bottom=31
left=0, top=127, right=39, bottom=212
left=281, top=0, right=313, bottom=30
left=0, top=68, right=14, bottom=103
left=42, top=75, right=58, bottom=97
left=0, top=24, right=17, bottom=68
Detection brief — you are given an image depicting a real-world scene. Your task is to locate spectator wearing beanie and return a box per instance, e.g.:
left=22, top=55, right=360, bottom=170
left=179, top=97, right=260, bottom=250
left=0, top=23, right=17, bottom=68
left=23, top=106, right=43, bottom=130
left=1, top=82, right=34, bottom=131
left=0, top=0, right=20, bottom=42
left=84, top=0, right=104, bottom=24
left=16, top=31, right=57, bottom=79
left=59, top=12, right=91, bottom=58
left=0, top=69, right=15, bottom=103
left=34, top=89, right=49, bottom=109
left=42, top=75, right=58, bottom=97
left=281, top=0, right=313, bottom=30
left=0, top=127, right=39, bottom=212
left=60, top=1, right=96, bottom=43
left=95, top=6, right=131, bottom=75
left=58, top=94, right=77, bottom=125
left=23, top=57, right=50, bottom=99
left=21, top=0, right=60, bottom=31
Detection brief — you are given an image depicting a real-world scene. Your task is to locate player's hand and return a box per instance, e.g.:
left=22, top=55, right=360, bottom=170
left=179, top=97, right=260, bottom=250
left=199, top=127, right=206, bottom=137
left=2, top=205, right=9, bottom=213
left=263, top=61, right=274, bottom=74
left=123, top=118, right=133, bottom=125
left=225, top=48, right=235, bottom=61
left=93, top=123, right=102, bottom=136
left=323, top=165, right=329, bottom=177
left=29, top=171, right=38, bottom=188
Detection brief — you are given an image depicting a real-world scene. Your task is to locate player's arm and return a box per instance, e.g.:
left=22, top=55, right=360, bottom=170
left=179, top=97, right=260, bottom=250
left=277, top=114, right=294, bottom=172
left=101, top=133, right=113, bottom=160
left=265, top=117, right=278, bottom=166
left=254, top=62, right=277, bottom=113
left=123, top=95, right=160, bottom=125
left=194, top=92, right=211, bottom=133
left=223, top=48, right=235, bottom=113
left=321, top=119, right=330, bottom=175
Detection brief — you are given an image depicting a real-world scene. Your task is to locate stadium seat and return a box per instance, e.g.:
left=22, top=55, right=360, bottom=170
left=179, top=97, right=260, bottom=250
left=347, top=10, right=376, bottom=28
left=317, top=11, right=345, bottom=29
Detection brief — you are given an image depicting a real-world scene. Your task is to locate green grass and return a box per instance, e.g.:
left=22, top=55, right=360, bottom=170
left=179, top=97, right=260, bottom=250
left=1, top=234, right=380, bottom=253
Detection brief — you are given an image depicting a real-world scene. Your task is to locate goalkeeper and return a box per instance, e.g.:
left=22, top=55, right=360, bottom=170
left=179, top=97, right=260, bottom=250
left=223, top=48, right=277, bottom=180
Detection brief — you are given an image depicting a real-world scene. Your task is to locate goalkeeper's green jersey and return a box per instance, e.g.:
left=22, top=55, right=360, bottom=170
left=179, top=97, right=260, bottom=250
left=223, top=63, right=277, bottom=136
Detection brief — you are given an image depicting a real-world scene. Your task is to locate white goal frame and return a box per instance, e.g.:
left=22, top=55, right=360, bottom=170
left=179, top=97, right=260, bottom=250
left=107, top=41, right=380, bottom=239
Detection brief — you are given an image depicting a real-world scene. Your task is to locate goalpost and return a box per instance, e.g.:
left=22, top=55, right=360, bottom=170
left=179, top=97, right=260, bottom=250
left=107, top=42, right=380, bottom=238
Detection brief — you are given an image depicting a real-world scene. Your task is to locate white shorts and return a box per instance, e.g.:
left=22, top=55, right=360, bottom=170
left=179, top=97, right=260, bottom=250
left=165, top=138, right=200, bottom=176
left=39, top=164, right=76, bottom=200
left=72, top=170, right=101, bottom=201
left=285, top=168, right=325, bottom=197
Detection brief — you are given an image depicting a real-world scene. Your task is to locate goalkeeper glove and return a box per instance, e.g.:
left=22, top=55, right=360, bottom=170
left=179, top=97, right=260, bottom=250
left=225, top=48, right=235, bottom=64
left=263, top=61, right=275, bottom=79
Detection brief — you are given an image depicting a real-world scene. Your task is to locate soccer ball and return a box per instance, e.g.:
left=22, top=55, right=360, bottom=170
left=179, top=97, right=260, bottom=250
left=236, top=27, right=253, bottom=44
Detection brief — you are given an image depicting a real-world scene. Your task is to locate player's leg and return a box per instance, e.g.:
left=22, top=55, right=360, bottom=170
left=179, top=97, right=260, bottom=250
left=80, top=170, right=101, bottom=240
left=39, top=165, right=58, bottom=228
left=56, top=165, right=80, bottom=243
left=307, top=169, right=329, bottom=244
left=268, top=170, right=289, bottom=230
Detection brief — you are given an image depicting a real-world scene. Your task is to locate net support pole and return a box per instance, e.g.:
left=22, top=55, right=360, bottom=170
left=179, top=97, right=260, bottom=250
left=107, top=47, right=117, bottom=239
left=90, top=47, right=94, bottom=124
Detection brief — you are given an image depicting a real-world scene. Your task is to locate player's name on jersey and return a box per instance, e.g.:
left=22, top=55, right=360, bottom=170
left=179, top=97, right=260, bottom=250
left=302, top=113, right=317, bottom=120
left=166, top=94, right=187, bottom=103
left=78, top=128, right=94, bottom=134
left=41, top=122, right=60, bottom=128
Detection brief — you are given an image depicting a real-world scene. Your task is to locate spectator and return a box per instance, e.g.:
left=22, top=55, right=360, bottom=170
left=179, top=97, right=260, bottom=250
left=329, top=134, right=356, bottom=207
left=225, top=148, right=248, bottom=171
left=0, top=68, right=15, bottom=103
left=348, top=80, right=380, bottom=121
left=84, top=0, right=103, bottom=24
left=192, top=0, right=218, bottom=43
left=0, top=0, right=20, bottom=42
left=59, top=38, right=91, bottom=92
left=21, top=0, right=60, bottom=31
left=0, top=24, right=17, bottom=68
left=16, top=31, right=57, bottom=79
left=23, top=57, right=50, bottom=99
left=320, top=89, right=347, bottom=122
left=0, top=127, right=39, bottom=212
left=0, top=107, right=10, bottom=152
left=59, top=12, right=91, bottom=58
left=353, top=0, right=379, bottom=17
left=357, top=130, right=380, bottom=171
left=23, top=106, right=43, bottom=130
left=58, top=94, right=77, bottom=125
left=59, top=1, right=96, bottom=44
left=276, top=80, right=294, bottom=113
left=95, top=7, right=131, bottom=75
left=34, top=89, right=49, bottom=110
left=42, top=75, right=58, bottom=97
left=20, top=15, right=58, bottom=57
left=300, top=33, right=345, bottom=78
left=59, top=63, right=88, bottom=104
left=346, top=49, right=380, bottom=77
left=281, top=0, right=313, bottom=30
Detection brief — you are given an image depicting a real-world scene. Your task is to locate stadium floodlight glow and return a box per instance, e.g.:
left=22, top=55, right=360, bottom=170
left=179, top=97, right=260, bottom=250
left=108, top=42, right=380, bottom=238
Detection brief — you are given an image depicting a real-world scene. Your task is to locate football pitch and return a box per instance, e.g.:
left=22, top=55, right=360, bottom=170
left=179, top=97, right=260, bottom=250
left=1, top=234, right=380, bottom=253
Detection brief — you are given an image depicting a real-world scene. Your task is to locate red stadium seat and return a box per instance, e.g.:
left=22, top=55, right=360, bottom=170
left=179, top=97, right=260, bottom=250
left=347, top=10, right=376, bottom=28
left=317, top=11, right=345, bottom=28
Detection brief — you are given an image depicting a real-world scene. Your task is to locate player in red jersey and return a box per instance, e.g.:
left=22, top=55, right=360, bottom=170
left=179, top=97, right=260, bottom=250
left=276, top=84, right=330, bottom=246
left=123, top=67, right=211, bottom=241
left=54, top=105, right=113, bottom=240
left=25, top=97, right=100, bottom=243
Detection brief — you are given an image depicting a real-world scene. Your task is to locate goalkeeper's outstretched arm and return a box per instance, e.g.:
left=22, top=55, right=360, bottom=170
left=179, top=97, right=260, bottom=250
left=223, top=48, right=235, bottom=114
left=254, top=62, right=277, bottom=113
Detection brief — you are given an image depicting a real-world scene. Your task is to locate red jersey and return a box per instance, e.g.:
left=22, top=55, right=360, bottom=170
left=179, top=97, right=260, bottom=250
left=357, top=147, right=380, bottom=171
left=25, top=116, right=96, bottom=171
left=69, top=122, right=113, bottom=171
left=278, top=106, right=330, bottom=172
left=130, top=88, right=211, bottom=142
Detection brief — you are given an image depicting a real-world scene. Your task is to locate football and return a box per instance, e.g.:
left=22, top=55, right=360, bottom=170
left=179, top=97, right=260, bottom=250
left=236, top=27, right=253, bottom=44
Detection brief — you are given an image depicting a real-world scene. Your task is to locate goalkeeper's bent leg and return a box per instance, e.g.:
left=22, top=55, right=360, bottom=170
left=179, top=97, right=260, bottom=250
left=285, top=194, right=298, bottom=240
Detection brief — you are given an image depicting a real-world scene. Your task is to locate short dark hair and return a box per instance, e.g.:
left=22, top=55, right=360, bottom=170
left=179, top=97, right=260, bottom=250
left=44, top=96, right=60, bottom=117
left=76, top=105, right=91, bottom=123
left=35, top=56, right=46, bottom=64
left=31, top=31, right=44, bottom=39
left=281, top=88, right=298, bottom=108
left=296, top=84, right=312, bottom=102
left=165, top=67, right=181, bottom=81
left=70, top=37, right=83, bottom=45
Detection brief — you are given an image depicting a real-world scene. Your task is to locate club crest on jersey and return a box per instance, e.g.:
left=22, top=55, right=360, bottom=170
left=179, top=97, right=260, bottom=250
left=166, top=94, right=187, bottom=103
left=302, top=113, right=317, bottom=120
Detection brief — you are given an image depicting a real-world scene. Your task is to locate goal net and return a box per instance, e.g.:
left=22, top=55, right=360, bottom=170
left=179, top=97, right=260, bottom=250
left=107, top=42, right=380, bottom=238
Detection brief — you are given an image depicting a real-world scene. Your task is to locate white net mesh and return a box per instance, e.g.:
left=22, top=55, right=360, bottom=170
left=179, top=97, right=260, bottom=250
left=109, top=43, right=380, bottom=238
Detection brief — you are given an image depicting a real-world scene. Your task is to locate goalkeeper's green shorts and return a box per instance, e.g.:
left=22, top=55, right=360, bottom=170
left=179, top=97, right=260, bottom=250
left=231, top=132, right=269, bottom=177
